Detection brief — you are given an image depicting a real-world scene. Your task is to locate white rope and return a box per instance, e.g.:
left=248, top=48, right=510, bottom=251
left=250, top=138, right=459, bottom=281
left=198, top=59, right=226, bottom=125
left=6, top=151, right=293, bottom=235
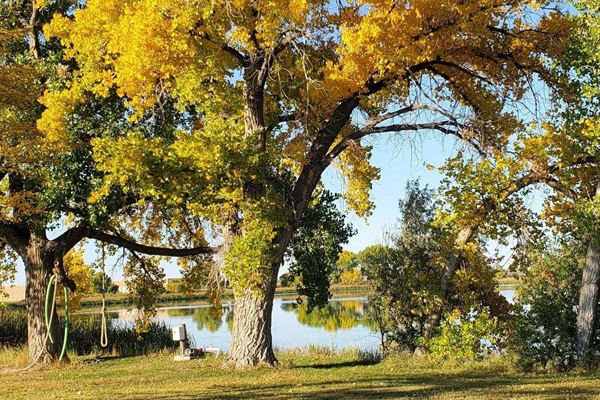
left=2, top=275, right=57, bottom=374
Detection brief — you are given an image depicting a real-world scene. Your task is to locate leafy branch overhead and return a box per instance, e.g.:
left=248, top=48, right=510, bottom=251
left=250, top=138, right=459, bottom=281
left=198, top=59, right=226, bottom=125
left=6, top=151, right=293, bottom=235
left=0, top=0, right=575, bottom=367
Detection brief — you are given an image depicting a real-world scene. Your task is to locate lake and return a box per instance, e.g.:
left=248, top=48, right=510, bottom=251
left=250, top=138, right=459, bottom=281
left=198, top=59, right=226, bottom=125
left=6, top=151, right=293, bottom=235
left=104, top=290, right=515, bottom=353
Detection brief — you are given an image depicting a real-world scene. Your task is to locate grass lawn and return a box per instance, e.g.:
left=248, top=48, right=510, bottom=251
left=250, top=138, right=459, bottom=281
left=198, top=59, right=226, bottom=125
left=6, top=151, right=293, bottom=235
left=1, top=348, right=599, bottom=400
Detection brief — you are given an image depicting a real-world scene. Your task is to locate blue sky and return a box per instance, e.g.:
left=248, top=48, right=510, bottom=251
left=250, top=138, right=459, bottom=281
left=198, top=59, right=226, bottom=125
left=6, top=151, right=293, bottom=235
left=331, top=132, right=462, bottom=254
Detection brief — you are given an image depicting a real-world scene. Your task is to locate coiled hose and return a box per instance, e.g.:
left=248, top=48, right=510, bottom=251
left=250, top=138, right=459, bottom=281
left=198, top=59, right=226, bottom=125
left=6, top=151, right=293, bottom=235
left=44, top=273, right=69, bottom=361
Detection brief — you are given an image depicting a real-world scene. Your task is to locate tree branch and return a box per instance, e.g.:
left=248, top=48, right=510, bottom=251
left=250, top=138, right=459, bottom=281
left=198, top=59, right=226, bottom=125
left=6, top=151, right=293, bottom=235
left=322, top=120, right=479, bottom=169
left=278, top=112, right=297, bottom=123
left=85, top=228, right=218, bottom=257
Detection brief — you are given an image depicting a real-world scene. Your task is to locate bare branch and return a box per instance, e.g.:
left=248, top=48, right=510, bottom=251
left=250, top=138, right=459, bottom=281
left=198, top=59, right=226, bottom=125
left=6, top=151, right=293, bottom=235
left=322, top=120, right=481, bottom=169
left=362, top=104, right=429, bottom=130
left=278, top=112, right=297, bottom=123
left=86, top=228, right=218, bottom=257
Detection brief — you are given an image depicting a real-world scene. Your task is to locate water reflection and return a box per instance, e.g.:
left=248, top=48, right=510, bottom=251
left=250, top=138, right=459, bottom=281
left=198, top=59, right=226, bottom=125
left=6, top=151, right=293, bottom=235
left=165, top=304, right=234, bottom=333
left=100, top=292, right=514, bottom=352
left=103, top=298, right=379, bottom=351
left=280, top=298, right=371, bottom=331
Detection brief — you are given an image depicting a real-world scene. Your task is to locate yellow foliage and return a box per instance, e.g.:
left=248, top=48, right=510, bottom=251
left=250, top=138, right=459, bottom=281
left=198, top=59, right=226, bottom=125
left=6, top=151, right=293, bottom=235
left=33, top=0, right=571, bottom=302
left=60, top=247, right=93, bottom=311
left=337, top=141, right=380, bottom=218
left=339, top=269, right=361, bottom=285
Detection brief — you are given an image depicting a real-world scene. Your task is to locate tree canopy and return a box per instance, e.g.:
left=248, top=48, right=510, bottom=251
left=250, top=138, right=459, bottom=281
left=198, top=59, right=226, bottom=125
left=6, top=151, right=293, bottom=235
left=3, top=0, right=574, bottom=367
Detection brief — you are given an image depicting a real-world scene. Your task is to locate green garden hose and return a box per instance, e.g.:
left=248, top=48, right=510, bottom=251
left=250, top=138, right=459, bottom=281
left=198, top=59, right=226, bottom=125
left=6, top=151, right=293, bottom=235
left=60, top=284, right=69, bottom=360
left=44, top=274, right=57, bottom=343
left=44, top=273, right=70, bottom=361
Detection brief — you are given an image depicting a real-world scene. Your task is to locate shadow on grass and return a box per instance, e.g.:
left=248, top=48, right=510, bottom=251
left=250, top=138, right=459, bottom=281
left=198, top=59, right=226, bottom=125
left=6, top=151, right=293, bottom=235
left=139, top=367, right=600, bottom=400
left=297, top=359, right=381, bottom=369
left=81, top=354, right=136, bottom=364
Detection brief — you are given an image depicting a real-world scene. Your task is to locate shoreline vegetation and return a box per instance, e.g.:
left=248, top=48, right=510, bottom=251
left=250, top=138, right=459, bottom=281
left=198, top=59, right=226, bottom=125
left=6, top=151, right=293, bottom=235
left=2, top=278, right=518, bottom=310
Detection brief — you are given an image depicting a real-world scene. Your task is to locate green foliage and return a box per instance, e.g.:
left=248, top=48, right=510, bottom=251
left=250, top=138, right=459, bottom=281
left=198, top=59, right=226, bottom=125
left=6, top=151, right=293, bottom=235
left=362, top=181, right=442, bottom=352
left=364, top=180, right=510, bottom=353
left=91, top=271, right=118, bottom=294
left=428, top=308, right=505, bottom=362
left=288, top=191, right=355, bottom=311
left=224, top=217, right=277, bottom=296
left=511, top=237, right=590, bottom=370
left=278, top=272, right=295, bottom=287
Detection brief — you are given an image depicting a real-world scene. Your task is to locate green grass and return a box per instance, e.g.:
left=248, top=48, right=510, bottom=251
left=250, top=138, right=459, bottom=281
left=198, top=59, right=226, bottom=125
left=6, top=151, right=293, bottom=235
left=1, top=348, right=600, bottom=399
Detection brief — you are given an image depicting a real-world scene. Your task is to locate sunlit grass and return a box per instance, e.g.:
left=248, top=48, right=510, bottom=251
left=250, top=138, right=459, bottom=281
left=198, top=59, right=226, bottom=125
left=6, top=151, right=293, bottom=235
left=1, top=347, right=600, bottom=399
left=0, top=345, right=28, bottom=369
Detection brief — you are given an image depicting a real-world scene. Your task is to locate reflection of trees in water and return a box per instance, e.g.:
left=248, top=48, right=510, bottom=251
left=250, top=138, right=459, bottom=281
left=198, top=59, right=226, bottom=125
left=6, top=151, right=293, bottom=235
left=162, top=299, right=374, bottom=333
left=166, top=305, right=234, bottom=333
left=166, top=308, right=195, bottom=317
left=281, top=299, right=371, bottom=332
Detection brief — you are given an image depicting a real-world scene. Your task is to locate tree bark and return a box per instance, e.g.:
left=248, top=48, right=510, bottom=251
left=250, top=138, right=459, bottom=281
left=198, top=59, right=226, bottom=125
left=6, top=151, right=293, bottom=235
left=225, top=266, right=279, bottom=367
left=575, top=240, right=600, bottom=365
left=575, top=180, right=600, bottom=365
left=24, top=235, right=65, bottom=365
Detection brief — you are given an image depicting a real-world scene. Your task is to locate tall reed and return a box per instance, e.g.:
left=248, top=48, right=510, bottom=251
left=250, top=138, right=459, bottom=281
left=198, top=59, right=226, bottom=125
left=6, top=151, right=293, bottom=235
left=69, top=315, right=176, bottom=356
left=0, top=307, right=175, bottom=356
left=0, top=306, right=26, bottom=347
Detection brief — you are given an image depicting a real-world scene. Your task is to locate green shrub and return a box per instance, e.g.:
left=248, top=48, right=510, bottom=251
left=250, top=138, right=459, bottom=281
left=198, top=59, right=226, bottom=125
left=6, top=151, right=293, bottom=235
left=428, top=308, right=506, bottom=362
left=509, top=239, right=587, bottom=371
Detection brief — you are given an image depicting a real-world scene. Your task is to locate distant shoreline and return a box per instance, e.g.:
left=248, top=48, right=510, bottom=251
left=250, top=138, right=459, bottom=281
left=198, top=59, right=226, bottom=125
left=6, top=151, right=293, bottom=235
left=3, top=279, right=518, bottom=310
left=1, top=283, right=375, bottom=309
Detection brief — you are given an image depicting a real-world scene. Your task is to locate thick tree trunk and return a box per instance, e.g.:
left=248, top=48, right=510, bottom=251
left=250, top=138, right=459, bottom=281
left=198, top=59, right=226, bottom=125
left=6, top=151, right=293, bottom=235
left=223, top=45, right=356, bottom=368
left=575, top=180, right=600, bottom=365
left=225, top=266, right=279, bottom=367
left=222, top=53, right=281, bottom=368
left=575, top=240, right=600, bottom=364
left=24, top=236, right=64, bottom=365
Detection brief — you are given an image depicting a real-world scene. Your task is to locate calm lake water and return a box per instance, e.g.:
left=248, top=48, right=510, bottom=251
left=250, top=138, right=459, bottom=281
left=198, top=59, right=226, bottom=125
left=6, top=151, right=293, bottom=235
left=104, top=290, right=516, bottom=353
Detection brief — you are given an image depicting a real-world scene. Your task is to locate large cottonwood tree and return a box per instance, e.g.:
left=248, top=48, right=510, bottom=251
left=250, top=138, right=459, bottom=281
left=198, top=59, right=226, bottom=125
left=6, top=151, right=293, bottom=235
left=40, top=0, right=570, bottom=367
left=549, top=0, right=600, bottom=364
left=421, top=0, right=600, bottom=361
left=0, top=0, right=215, bottom=366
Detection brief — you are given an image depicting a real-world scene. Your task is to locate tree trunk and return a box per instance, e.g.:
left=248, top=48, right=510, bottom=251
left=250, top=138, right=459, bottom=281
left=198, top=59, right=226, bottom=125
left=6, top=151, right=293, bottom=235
left=575, top=240, right=600, bottom=365
left=575, top=180, right=600, bottom=365
left=421, top=253, right=464, bottom=340
left=225, top=266, right=279, bottom=367
left=24, top=236, right=64, bottom=365
left=421, top=208, right=490, bottom=341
